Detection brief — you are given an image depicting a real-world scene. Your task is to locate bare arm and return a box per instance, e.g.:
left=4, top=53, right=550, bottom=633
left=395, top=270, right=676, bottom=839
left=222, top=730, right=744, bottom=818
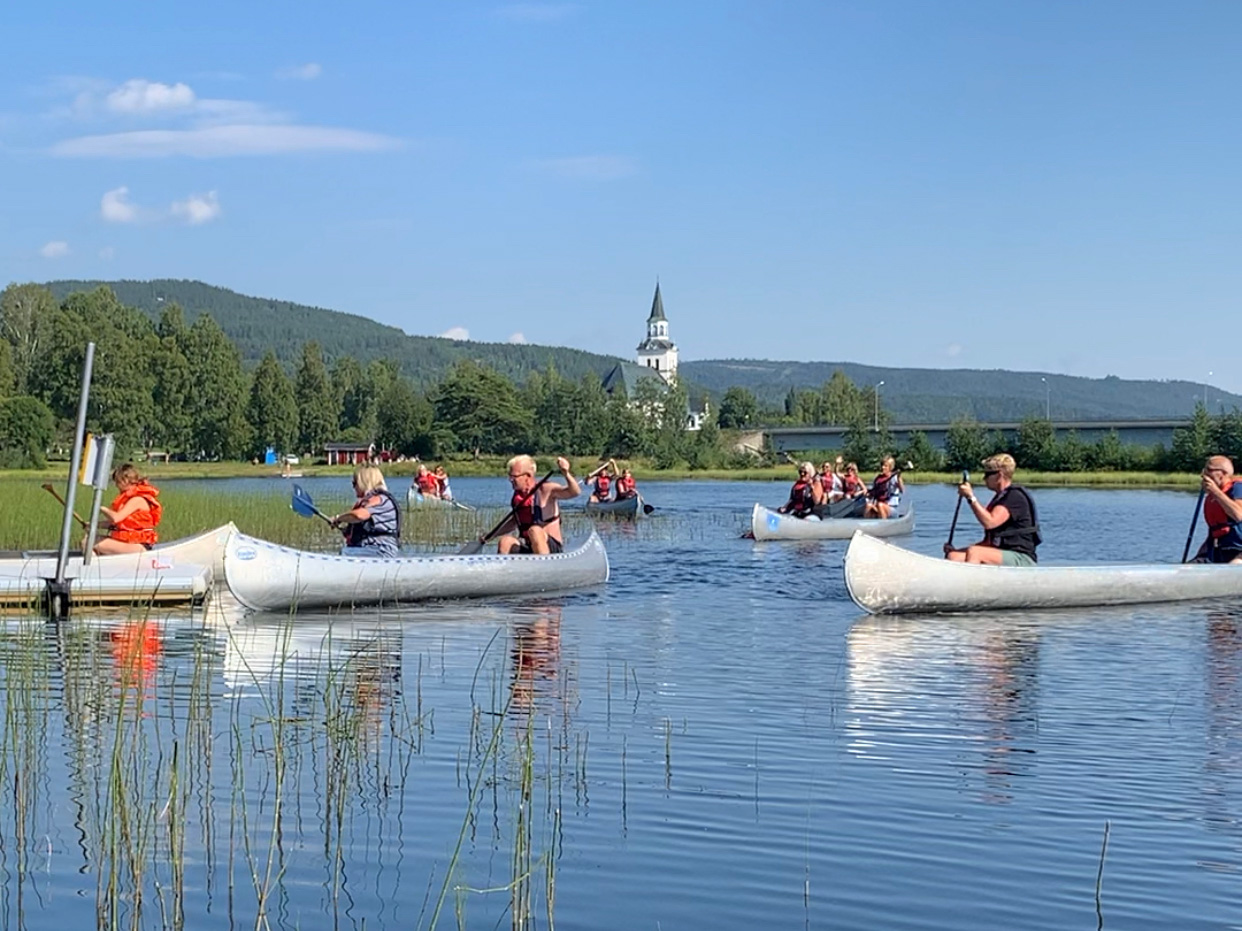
left=546, top=456, right=581, bottom=500
left=101, top=497, right=148, bottom=525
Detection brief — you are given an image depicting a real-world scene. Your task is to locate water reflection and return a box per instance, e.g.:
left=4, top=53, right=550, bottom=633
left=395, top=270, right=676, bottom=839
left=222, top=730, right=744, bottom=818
left=847, top=614, right=1041, bottom=802
left=510, top=602, right=565, bottom=715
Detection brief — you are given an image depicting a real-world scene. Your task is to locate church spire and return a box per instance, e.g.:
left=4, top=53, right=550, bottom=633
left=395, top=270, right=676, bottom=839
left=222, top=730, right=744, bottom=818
left=647, top=282, right=666, bottom=323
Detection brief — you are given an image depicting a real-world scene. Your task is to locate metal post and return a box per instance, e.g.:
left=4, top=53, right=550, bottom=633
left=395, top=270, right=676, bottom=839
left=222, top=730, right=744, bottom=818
left=82, top=434, right=115, bottom=565
left=873, top=380, right=885, bottom=432
left=51, top=342, right=95, bottom=619
left=1042, top=377, right=1050, bottom=420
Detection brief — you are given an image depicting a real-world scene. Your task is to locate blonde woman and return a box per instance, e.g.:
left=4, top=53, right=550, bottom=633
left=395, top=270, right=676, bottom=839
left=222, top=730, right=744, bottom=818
left=332, top=465, right=402, bottom=557
left=944, top=453, right=1040, bottom=565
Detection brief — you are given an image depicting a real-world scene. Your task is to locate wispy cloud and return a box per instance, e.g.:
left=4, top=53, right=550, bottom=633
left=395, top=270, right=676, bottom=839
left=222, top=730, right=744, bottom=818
left=945, top=343, right=963, bottom=358
left=508, top=332, right=527, bottom=344
left=533, top=155, right=638, bottom=180
left=440, top=326, right=470, bottom=341
left=105, top=79, right=196, bottom=115
left=495, top=3, right=579, bottom=22
left=99, top=246, right=115, bottom=260
left=55, top=124, right=400, bottom=158
left=47, top=76, right=399, bottom=158
left=170, top=191, right=222, bottom=225
left=101, top=186, right=139, bottom=223
left=276, top=63, right=322, bottom=81
left=40, top=240, right=69, bottom=258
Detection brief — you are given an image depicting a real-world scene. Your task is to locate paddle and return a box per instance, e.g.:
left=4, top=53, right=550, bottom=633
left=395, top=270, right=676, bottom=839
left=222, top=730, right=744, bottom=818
left=42, top=483, right=88, bottom=530
left=291, top=483, right=335, bottom=526
left=457, top=469, right=558, bottom=556
left=1181, top=486, right=1206, bottom=563
left=946, top=470, right=969, bottom=550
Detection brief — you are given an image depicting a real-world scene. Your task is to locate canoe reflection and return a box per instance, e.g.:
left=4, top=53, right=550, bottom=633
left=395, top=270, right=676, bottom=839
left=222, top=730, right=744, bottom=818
left=847, top=614, right=1040, bottom=803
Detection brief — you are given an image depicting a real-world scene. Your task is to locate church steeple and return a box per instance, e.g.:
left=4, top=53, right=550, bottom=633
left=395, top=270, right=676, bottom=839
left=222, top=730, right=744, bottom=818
left=636, top=281, right=678, bottom=381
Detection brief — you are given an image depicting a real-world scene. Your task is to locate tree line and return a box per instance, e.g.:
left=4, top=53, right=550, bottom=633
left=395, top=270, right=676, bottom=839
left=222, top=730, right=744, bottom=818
left=0, top=284, right=737, bottom=469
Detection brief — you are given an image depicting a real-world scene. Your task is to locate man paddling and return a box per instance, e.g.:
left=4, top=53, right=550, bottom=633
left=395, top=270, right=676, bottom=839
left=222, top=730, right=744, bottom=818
left=943, top=453, right=1041, bottom=565
left=1191, top=455, right=1242, bottom=564
left=497, top=455, right=581, bottom=555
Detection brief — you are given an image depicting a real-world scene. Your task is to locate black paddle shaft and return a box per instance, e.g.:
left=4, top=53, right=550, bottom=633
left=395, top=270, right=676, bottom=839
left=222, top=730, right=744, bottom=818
left=947, top=470, right=969, bottom=549
left=1182, top=486, right=1207, bottom=563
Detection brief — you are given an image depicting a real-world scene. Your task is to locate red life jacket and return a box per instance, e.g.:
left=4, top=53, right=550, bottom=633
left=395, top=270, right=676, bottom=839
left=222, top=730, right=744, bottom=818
left=615, top=475, right=637, bottom=498
left=789, top=480, right=815, bottom=517
left=843, top=474, right=864, bottom=496
left=594, top=474, right=611, bottom=498
left=512, top=487, right=560, bottom=536
left=416, top=472, right=440, bottom=495
left=1205, top=479, right=1242, bottom=546
left=109, top=482, right=162, bottom=545
left=870, top=472, right=896, bottom=502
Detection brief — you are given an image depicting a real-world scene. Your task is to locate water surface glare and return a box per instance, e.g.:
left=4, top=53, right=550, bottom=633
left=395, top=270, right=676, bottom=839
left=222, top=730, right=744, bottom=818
left=1, top=481, right=1241, bottom=929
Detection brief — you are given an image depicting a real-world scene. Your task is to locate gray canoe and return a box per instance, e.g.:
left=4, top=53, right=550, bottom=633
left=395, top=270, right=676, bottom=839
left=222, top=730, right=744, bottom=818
left=224, top=530, right=610, bottom=611
left=844, top=531, right=1242, bottom=615
left=585, top=495, right=643, bottom=518
left=750, top=503, right=915, bottom=541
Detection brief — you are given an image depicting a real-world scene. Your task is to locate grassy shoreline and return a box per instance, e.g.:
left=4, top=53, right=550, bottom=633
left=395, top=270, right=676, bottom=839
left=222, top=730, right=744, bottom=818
left=5, top=460, right=1205, bottom=489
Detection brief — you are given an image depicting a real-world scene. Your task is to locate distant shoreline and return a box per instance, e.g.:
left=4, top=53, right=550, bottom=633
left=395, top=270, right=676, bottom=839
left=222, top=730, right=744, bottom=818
left=0, top=461, right=1204, bottom=490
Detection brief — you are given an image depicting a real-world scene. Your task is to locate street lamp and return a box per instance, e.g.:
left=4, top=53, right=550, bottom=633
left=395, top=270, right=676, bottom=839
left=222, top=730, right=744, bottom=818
left=1041, top=377, right=1050, bottom=420
left=1206, top=371, right=1213, bottom=409
left=873, top=380, right=885, bottom=432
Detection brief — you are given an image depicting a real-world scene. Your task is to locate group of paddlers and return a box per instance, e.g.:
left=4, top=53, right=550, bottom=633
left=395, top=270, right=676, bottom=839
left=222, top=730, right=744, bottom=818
left=586, top=458, right=639, bottom=504
left=412, top=463, right=455, bottom=501
left=779, top=455, right=906, bottom=521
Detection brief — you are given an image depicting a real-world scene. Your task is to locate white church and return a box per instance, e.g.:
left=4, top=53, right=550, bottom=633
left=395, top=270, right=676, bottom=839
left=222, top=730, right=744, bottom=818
left=600, top=282, right=707, bottom=430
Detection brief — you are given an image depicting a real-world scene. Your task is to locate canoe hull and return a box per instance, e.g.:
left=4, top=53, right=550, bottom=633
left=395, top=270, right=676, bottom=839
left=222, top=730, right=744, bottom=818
left=751, top=504, right=914, bottom=541
left=406, top=489, right=453, bottom=508
left=224, top=531, right=610, bottom=611
left=585, top=496, right=642, bottom=518
left=844, top=531, right=1242, bottom=615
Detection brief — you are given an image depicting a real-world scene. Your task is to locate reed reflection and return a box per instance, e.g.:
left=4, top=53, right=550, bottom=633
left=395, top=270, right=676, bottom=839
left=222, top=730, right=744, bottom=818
left=1203, top=610, right=1242, bottom=831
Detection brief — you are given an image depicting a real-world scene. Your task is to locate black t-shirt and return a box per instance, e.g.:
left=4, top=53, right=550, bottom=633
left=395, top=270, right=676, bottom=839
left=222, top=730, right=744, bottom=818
left=986, top=484, right=1040, bottom=561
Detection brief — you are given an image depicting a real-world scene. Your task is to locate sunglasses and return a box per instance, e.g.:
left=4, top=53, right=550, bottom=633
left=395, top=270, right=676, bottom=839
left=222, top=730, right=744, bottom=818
left=983, top=470, right=999, bottom=478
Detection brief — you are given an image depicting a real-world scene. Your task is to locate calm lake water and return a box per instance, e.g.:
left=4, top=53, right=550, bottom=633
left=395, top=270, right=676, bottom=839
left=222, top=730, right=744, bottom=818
left=3, top=479, right=1242, bottom=930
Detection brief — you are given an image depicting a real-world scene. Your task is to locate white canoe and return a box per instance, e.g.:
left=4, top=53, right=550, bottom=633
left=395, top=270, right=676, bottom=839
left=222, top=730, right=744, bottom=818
left=223, top=530, right=610, bottom=611
left=0, top=523, right=236, bottom=581
left=585, top=495, right=643, bottom=518
left=844, top=531, right=1242, bottom=615
left=750, top=503, right=914, bottom=541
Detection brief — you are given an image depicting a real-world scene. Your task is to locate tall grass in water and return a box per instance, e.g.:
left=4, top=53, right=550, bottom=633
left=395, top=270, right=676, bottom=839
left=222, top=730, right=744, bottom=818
left=0, top=479, right=499, bottom=551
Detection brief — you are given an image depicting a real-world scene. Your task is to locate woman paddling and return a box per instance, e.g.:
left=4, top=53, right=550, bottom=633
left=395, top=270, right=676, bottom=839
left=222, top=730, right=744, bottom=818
left=332, top=465, right=402, bottom=557
left=943, top=453, right=1041, bottom=565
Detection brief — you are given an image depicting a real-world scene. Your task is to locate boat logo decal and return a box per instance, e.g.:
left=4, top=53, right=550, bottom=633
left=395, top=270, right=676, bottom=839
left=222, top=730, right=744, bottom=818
left=767, top=513, right=781, bottom=531
left=235, top=547, right=257, bottom=561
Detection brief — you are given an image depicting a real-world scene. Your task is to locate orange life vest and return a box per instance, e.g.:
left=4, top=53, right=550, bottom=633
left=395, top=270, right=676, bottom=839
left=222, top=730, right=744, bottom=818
left=109, top=482, right=162, bottom=545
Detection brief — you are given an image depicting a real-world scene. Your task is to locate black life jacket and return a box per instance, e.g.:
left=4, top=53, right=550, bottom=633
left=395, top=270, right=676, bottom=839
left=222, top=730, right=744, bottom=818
left=986, top=484, right=1042, bottom=560
left=345, top=489, right=402, bottom=550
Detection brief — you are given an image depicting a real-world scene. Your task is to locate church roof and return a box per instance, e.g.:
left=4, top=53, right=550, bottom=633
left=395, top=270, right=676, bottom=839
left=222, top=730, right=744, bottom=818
left=637, top=337, right=675, bottom=352
left=647, top=283, right=666, bottom=323
left=601, top=361, right=669, bottom=398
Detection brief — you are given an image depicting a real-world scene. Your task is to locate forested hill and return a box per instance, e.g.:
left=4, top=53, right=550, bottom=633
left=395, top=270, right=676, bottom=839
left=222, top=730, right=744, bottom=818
left=40, top=279, right=1242, bottom=421
left=41, top=279, right=624, bottom=390
left=682, top=360, right=1242, bottom=422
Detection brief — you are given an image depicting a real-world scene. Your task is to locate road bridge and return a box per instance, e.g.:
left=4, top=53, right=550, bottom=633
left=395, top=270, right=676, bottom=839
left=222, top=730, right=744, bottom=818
left=761, top=420, right=1189, bottom=453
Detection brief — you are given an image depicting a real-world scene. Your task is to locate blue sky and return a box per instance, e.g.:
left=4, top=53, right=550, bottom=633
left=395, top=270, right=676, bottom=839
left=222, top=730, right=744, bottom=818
left=2, top=1, right=1240, bottom=393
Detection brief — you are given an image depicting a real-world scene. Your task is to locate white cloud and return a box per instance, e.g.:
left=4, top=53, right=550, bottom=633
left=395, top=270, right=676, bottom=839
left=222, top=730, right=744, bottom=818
left=945, top=343, right=963, bottom=358
left=101, top=186, right=139, bottom=223
left=496, top=3, right=579, bottom=21
left=276, top=63, right=322, bottom=81
left=53, top=124, right=401, bottom=158
left=534, top=155, right=638, bottom=180
left=40, top=240, right=69, bottom=258
left=170, top=190, right=222, bottom=225
left=440, top=326, right=470, bottom=341
left=106, top=79, right=196, bottom=115
left=508, top=332, right=528, bottom=344
left=99, top=246, right=115, bottom=260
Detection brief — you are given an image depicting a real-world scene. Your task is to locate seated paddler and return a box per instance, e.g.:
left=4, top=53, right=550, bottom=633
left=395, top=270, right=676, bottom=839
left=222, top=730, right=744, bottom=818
left=589, top=459, right=617, bottom=503
left=943, top=453, right=1041, bottom=565
left=1191, top=455, right=1242, bottom=564
left=497, top=454, right=580, bottom=555
left=778, top=461, right=825, bottom=519
left=863, top=455, right=905, bottom=520
left=94, top=463, right=162, bottom=555
left=332, top=465, right=402, bottom=557
left=614, top=467, right=638, bottom=501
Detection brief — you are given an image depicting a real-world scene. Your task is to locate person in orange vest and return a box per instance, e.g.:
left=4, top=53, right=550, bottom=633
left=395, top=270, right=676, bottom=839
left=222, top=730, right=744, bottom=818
left=95, top=463, right=162, bottom=555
